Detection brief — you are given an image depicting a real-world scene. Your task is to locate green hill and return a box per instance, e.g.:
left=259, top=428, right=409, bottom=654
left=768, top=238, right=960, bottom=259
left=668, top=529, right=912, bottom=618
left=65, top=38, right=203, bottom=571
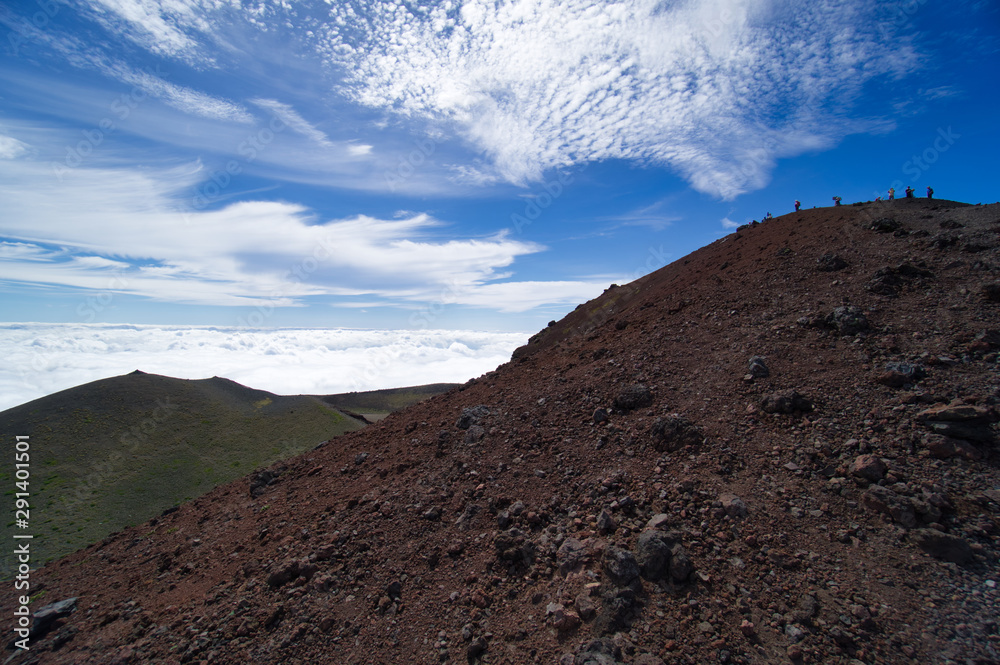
left=0, top=371, right=452, bottom=572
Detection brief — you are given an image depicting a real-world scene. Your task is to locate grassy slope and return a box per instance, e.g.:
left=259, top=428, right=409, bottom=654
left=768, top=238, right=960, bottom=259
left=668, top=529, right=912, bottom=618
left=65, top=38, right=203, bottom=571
left=0, top=372, right=365, bottom=571
left=317, top=383, right=458, bottom=417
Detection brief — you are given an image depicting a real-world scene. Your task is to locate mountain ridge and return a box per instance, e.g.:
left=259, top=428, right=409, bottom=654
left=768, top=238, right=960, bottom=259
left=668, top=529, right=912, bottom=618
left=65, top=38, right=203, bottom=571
left=0, top=373, right=455, bottom=571
left=5, top=197, right=999, bottom=664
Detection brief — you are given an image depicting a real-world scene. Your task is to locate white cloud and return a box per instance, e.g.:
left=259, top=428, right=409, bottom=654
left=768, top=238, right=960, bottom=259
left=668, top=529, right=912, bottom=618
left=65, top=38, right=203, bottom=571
left=313, top=0, right=917, bottom=199
left=0, top=323, right=530, bottom=412
left=445, top=280, right=616, bottom=313
left=0, top=159, right=607, bottom=311
left=251, top=98, right=334, bottom=148
left=82, top=0, right=208, bottom=63
left=721, top=217, right=740, bottom=230
left=110, top=64, right=253, bottom=123
left=0, top=135, right=30, bottom=160
left=26, top=0, right=919, bottom=199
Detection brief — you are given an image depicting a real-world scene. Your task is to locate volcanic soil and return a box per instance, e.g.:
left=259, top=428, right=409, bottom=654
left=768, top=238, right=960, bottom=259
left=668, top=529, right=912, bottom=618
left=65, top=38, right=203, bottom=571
left=6, top=198, right=1000, bottom=665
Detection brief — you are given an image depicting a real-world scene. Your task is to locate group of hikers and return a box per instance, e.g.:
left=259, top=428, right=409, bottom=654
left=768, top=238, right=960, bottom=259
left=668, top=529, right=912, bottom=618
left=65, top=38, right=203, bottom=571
left=881, top=186, right=934, bottom=202
left=750, top=185, right=937, bottom=227
left=789, top=186, right=935, bottom=211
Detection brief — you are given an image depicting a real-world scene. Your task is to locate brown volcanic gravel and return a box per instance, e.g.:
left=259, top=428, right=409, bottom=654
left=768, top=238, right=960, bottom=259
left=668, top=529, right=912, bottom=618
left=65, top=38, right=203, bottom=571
left=5, top=198, right=1000, bottom=665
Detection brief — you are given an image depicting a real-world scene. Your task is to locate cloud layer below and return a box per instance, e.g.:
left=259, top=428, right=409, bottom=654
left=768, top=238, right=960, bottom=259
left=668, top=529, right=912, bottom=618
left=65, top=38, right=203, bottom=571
left=0, top=323, right=529, bottom=412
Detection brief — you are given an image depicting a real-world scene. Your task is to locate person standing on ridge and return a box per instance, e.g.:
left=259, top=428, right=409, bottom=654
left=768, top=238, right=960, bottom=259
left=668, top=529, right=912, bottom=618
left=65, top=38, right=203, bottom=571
left=888, top=188, right=895, bottom=200
left=905, top=186, right=914, bottom=198
left=794, top=200, right=801, bottom=211
left=833, top=196, right=842, bottom=206
left=927, top=186, right=934, bottom=199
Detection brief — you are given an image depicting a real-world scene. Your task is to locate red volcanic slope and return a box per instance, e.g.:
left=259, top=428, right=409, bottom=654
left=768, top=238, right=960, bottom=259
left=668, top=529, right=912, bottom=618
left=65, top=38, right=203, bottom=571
left=6, top=198, right=1000, bottom=665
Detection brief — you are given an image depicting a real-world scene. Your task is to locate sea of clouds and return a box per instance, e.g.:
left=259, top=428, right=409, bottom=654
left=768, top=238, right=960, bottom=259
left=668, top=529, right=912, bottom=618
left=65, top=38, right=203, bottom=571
left=0, top=323, right=530, bottom=412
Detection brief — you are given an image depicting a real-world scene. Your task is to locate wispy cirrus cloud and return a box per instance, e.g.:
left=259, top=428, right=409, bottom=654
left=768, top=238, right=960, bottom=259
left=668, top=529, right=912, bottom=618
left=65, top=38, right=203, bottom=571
left=251, top=98, right=333, bottom=148
left=13, top=0, right=924, bottom=200
left=0, top=155, right=613, bottom=312
left=0, top=135, right=30, bottom=160
left=76, top=0, right=211, bottom=64
left=313, top=0, right=918, bottom=198
left=109, top=64, right=254, bottom=123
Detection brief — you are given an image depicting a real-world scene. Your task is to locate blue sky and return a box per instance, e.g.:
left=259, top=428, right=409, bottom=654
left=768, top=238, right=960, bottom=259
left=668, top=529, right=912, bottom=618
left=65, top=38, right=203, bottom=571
left=1, top=0, right=998, bottom=334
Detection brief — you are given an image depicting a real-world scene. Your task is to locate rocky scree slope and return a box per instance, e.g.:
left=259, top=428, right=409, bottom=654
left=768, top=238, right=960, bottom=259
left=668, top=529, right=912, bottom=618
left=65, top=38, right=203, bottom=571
left=6, top=198, right=1000, bottom=665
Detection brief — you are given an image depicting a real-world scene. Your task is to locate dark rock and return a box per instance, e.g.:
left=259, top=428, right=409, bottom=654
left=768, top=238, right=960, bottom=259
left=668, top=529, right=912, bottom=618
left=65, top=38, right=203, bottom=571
left=571, top=638, right=623, bottom=665
left=602, top=546, right=640, bottom=587
left=546, top=602, right=581, bottom=632
left=850, top=454, right=887, bottom=484
left=635, top=530, right=677, bottom=581
left=463, top=425, right=486, bottom=444
left=790, top=594, right=819, bottom=625
left=747, top=355, right=770, bottom=378
left=877, top=362, right=926, bottom=387
left=614, top=384, right=653, bottom=412
left=456, top=405, right=490, bottom=429
left=816, top=253, right=849, bottom=272
left=423, top=506, right=442, bottom=521
left=649, top=414, right=704, bottom=451
left=718, top=493, right=748, bottom=518
left=596, top=509, right=616, bottom=535
left=826, top=306, right=870, bottom=335
left=494, top=528, right=534, bottom=567
left=593, top=588, right=639, bottom=636
left=915, top=403, right=998, bottom=443
left=387, top=580, right=402, bottom=600
left=467, top=635, right=488, bottom=663
left=668, top=545, right=694, bottom=582
left=869, top=218, right=901, bottom=233
left=557, top=538, right=587, bottom=576
left=354, top=452, right=369, bottom=465
left=760, top=390, right=813, bottom=414
left=867, top=263, right=934, bottom=296
left=929, top=233, right=959, bottom=250
left=876, top=371, right=908, bottom=388
left=249, top=468, right=282, bottom=497
left=974, top=329, right=1000, bottom=349
left=29, top=597, right=77, bottom=640
left=922, top=433, right=983, bottom=460
left=910, top=528, right=975, bottom=565
left=593, top=408, right=609, bottom=425
left=861, top=485, right=917, bottom=529
left=266, top=559, right=301, bottom=587
left=982, top=283, right=1000, bottom=302
left=575, top=592, right=597, bottom=621
left=455, top=503, right=482, bottom=531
